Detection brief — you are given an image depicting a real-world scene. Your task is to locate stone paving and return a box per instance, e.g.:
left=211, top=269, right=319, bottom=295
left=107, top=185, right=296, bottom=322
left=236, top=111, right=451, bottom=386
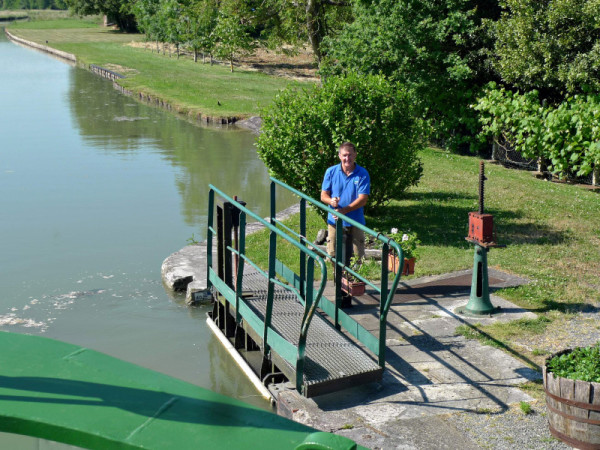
left=276, top=269, right=568, bottom=449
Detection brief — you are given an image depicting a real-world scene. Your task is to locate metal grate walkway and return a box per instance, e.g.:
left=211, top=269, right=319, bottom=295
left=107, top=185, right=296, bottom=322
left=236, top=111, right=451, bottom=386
left=240, top=269, right=382, bottom=397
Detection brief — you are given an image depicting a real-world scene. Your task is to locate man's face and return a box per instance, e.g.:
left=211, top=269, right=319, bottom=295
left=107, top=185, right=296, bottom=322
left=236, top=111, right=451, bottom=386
left=338, top=147, right=357, bottom=172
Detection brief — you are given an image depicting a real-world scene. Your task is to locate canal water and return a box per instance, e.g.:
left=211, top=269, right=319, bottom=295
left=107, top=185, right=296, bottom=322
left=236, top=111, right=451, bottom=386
left=0, top=28, right=294, bottom=445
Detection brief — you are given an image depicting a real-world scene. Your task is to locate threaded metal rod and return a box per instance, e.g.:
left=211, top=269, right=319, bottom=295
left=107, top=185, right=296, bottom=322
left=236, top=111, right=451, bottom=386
left=478, top=160, right=486, bottom=214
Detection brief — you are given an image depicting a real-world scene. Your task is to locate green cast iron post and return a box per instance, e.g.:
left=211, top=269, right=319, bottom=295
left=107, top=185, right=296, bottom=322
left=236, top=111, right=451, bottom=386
left=462, top=244, right=498, bottom=315
left=235, top=211, right=247, bottom=323
left=207, top=188, right=215, bottom=291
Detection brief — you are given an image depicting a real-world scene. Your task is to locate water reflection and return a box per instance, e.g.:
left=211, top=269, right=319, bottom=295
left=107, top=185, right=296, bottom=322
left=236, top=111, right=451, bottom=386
left=67, top=68, right=293, bottom=228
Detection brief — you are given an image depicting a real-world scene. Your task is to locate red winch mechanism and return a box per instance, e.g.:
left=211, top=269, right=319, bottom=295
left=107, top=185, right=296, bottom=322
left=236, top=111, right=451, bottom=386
left=467, top=161, right=496, bottom=246
left=460, top=160, right=503, bottom=316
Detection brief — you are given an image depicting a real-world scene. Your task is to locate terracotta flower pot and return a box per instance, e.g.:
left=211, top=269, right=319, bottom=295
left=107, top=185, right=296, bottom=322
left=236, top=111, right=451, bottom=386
left=388, top=254, right=415, bottom=275
left=341, top=277, right=366, bottom=296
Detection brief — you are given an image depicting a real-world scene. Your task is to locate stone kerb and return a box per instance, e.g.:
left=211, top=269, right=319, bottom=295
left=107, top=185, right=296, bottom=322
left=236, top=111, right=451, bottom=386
left=161, top=203, right=300, bottom=305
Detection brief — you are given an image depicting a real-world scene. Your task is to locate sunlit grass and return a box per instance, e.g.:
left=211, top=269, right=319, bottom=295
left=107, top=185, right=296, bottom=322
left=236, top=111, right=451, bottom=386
left=7, top=18, right=307, bottom=119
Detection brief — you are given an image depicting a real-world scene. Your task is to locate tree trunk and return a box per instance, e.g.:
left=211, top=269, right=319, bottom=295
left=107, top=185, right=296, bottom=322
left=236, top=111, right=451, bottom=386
left=194, top=49, right=198, bottom=63
left=230, top=53, right=234, bottom=72
left=306, top=0, right=323, bottom=62
left=491, top=140, right=499, bottom=162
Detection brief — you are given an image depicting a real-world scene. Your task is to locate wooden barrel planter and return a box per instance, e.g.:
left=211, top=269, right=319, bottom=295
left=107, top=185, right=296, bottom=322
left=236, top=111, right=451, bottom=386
left=543, top=349, right=600, bottom=449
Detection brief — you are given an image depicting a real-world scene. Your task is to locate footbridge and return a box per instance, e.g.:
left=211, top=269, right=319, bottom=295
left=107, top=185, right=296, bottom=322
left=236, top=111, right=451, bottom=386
left=207, top=178, right=405, bottom=398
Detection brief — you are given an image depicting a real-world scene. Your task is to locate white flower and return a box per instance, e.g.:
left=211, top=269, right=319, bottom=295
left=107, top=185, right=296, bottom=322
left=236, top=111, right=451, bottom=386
left=402, top=234, right=409, bottom=242
left=390, top=227, right=399, bottom=235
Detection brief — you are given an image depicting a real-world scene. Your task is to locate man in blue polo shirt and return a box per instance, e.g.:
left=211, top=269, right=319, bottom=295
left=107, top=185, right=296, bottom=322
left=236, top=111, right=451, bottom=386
left=320, top=142, right=370, bottom=261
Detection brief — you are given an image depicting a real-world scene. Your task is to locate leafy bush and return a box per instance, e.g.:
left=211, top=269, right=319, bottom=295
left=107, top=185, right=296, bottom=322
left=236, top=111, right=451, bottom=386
left=256, top=73, right=425, bottom=217
left=546, top=342, right=600, bottom=383
left=475, top=84, right=546, bottom=162
left=492, top=0, right=600, bottom=100
left=475, top=84, right=600, bottom=179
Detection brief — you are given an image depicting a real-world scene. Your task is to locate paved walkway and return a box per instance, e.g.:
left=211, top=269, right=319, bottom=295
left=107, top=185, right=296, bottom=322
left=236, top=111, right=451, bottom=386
left=278, top=269, right=572, bottom=449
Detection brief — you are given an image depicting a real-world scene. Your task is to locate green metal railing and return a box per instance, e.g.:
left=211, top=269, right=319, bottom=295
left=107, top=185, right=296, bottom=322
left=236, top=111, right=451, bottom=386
left=269, top=177, right=405, bottom=368
left=206, top=185, right=328, bottom=393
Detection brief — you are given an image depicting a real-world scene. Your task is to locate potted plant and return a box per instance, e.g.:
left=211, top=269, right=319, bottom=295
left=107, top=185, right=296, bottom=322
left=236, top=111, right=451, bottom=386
left=341, top=255, right=368, bottom=296
left=543, top=341, right=600, bottom=449
left=387, top=229, right=420, bottom=275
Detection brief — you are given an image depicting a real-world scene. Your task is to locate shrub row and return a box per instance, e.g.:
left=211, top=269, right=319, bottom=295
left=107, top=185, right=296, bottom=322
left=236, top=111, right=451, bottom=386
left=475, top=83, right=600, bottom=180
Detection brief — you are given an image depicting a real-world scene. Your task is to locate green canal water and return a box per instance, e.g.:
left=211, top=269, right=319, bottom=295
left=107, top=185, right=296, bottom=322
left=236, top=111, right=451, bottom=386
left=0, top=28, right=294, bottom=446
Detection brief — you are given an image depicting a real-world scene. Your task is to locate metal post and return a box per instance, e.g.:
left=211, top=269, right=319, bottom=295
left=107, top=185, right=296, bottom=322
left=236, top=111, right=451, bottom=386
left=222, top=202, right=235, bottom=337
left=334, top=219, right=343, bottom=329
left=206, top=189, right=214, bottom=291
left=223, top=202, right=233, bottom=290
left=462, top=244, right=498, bottom=315
left=299, top=198, right=306, bottom=298
left=340, top=227, right=353, bottom=308
left=216, top=204, right=224, bottom=282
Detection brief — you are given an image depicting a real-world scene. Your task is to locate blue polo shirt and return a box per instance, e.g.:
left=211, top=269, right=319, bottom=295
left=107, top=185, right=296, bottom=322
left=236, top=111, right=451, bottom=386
left=321, top=163, right=370, bottom=226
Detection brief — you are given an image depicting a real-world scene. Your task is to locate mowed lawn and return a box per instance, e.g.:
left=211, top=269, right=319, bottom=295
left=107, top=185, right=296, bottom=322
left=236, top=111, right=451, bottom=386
left=8, top=18, right=307, bottom=119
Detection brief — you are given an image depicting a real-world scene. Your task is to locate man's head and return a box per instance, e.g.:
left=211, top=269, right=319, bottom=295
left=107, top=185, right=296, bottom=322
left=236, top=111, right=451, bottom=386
left=338, top=142, right=357, bottom=174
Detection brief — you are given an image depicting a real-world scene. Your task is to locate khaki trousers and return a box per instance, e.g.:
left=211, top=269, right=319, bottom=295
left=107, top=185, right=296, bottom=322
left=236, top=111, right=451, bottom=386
left=327, top=224, right=365, bottom=262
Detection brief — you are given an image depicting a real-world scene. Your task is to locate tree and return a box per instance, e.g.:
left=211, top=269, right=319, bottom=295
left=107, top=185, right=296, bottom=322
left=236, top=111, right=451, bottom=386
left=321, top=0, right=501, bottom=151
left=256, top=74, right=424, bottom=215
left=247, top=0, right=352, bottom=63
left=182, top=0, right=218, bottom=63
left=492, top=0, right=600, bottom=102
left=131, top=0, right=162, bottom=51
left=160, top=0, right=186, bottom=58
left=213, top=3, right=254, bottom=72
left=66, top=0, right=137, bottom=31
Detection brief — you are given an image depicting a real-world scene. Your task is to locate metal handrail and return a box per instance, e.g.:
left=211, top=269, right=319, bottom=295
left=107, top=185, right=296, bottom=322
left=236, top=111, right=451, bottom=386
left=269, top=177, right=404, bottom=368
left=207, top=185, right=328, bottom=392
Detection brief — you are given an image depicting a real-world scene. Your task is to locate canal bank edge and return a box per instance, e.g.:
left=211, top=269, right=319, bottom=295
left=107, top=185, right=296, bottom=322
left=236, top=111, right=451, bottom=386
left=4, top=28, right=76, bottom=63
left=161, top=203, right=300, bottom=304
left=3, top=28, right=263, bottom=129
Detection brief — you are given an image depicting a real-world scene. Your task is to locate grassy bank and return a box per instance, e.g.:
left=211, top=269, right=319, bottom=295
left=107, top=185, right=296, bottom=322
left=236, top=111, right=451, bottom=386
left=247, top=147, right=600, bottom=367
left=7, top=14, right=307, bottom=119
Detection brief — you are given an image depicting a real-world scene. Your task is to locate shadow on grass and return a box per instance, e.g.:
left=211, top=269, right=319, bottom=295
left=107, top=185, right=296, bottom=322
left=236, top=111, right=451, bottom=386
left=367, top=191, right=568, bottom=248
left=535, top=299, right=600, bottom=314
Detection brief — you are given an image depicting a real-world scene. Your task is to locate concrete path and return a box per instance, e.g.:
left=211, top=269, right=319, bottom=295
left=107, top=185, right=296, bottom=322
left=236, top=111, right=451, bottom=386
left=277, top=269, right=560, bottom=449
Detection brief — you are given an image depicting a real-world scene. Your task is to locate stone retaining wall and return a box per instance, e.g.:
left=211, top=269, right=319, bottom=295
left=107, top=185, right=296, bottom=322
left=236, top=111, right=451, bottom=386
left=4, top=29, right=76, bottom=63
